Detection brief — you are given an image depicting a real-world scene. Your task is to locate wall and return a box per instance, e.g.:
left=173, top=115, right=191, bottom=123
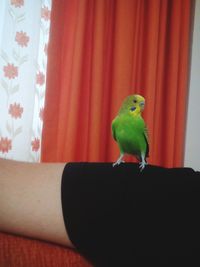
left=184, top=0, right=200, bottom=170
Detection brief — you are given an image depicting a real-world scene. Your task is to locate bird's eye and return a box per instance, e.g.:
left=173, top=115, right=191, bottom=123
left=133, top=99, right=137, bottom=103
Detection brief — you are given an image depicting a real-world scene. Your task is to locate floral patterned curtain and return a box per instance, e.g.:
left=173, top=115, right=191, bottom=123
left=0, top=0, right=51, bottom=162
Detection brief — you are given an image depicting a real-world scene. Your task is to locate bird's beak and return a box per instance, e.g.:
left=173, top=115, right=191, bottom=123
left=130, top=106, right=136, bottom=111
left=140, top=101, right=145, bottom=111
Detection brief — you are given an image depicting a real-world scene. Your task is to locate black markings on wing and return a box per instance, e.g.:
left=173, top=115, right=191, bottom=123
left=143, top=132, right=149, bottom=158
left=112, top=120, right=117, bottom=141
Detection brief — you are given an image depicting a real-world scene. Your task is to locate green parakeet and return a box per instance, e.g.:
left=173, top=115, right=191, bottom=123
left=112, top=94, right=149, bottom=171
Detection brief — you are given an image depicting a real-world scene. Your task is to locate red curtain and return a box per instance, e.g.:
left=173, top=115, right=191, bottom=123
left=42, top=0, right=193, bottom=167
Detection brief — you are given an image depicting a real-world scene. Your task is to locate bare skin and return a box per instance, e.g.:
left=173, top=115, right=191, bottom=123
left=0, top=158, right=74, bottom=248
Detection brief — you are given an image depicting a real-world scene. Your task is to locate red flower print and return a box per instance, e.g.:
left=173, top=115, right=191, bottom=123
left=0, top=137, right=12, bottom=153
left=15, top=31, right=30, bottom=47
left=36, top=71, right=45, bottom=86
left=41, top=6, right=51, bottom=21
left=11, top=0, right=24, bottom=8
left=3, top=63, right=18, bottom=79
left=31, top=138, right=40, bottom=152
left=39, top=107, right=44, bottom=121
left=9, top=103, right=23, bottom=119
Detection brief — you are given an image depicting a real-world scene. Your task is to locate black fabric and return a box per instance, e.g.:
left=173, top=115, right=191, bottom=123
left=61, top=163, right=200, bottom=266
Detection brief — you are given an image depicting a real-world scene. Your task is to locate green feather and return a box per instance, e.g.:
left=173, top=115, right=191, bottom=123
left=112, top=113, right=148, bottom=158
left=112, top=94, right=149, bottom=170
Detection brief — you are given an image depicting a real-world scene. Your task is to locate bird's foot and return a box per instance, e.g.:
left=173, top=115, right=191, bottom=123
left=139, top=161, right=147, bottom=172
left=113, top=156, right=125, bottom=167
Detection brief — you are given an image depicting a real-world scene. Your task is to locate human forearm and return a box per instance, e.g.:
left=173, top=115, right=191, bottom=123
left=0, top=158, right=73, bottom=247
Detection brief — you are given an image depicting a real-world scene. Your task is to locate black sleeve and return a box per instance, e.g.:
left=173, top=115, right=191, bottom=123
left=61, top=162, right=200, bottom=267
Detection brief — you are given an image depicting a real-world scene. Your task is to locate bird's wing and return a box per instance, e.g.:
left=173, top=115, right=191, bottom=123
left=143, top=126, right=149, bottom=158
left=111, top=118, right=117, bottom=141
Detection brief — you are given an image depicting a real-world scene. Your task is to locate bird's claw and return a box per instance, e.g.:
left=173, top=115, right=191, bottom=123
left=113, top=159, right=125, bottom=167
left=139, top=161, right=147, bottom=172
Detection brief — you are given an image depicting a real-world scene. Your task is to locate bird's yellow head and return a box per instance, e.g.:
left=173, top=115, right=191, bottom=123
left=119, top=94, right=145, bottom=115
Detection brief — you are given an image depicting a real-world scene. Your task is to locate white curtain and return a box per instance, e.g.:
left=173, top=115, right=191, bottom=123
left=0, top=0, right=52, bottom=162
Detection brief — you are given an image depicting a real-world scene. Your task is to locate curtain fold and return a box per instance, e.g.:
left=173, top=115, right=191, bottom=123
left=42, top=0, right=193, bottom=167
